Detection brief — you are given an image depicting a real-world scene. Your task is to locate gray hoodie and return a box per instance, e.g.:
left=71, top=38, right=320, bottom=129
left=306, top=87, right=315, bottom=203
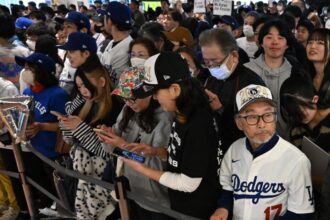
left=112, top=106, right=174, bottom=212
left=244, top=55, right=292, bottom=139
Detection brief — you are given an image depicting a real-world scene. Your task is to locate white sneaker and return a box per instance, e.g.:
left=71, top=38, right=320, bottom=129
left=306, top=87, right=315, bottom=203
left=39, top=207, right=58, bottom=217
left=1, top=207, right=19, bottom=220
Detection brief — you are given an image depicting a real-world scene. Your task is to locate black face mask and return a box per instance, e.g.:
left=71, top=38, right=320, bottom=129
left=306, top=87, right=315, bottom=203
left=94, top=25, right=104, bottom=33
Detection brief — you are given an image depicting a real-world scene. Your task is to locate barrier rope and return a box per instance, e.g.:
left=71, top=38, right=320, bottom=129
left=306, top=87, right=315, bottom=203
left=0, top=144, right=202, bottom=220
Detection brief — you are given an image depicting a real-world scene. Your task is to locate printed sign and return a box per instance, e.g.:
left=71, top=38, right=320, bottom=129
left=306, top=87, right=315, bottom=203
left=213, top=0, right=232, bottom=16
left=194, top=0, right=206, bottom=13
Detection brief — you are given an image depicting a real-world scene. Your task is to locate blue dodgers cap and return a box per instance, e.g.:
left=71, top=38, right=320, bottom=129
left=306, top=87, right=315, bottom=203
left=106, top=1, right=132, bottom=26
left=15, top=53, right=56, bottom=74
left=64, top=11, right=91, bottom=31
left=57, top=32, right=97, bottom=54
left=15, top=17, right=33, bottom=30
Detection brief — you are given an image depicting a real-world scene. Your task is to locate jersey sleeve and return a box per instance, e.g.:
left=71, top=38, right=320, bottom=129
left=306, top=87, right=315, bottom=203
left=220, top=145, right=233, bottom=191
left=286, top=156, right=314, bottom=214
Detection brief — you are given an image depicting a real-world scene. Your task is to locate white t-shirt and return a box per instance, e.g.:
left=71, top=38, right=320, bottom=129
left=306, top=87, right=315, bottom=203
left=236, top=37, right=258, bottom=59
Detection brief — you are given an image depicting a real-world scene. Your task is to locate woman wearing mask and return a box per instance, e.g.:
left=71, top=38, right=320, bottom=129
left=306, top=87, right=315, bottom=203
left=129, top=38, right=158, bottom=67
left=97, top=66, right=174, bottom=220
left=15, top=52, right=68, bottom=209
left=117, top=52, right=223, bottom=219
left=236, top=11, right=259, bottom=59
left=306, top=28, right=330, bottom=107
left=58, top=64, right=122, bottom=219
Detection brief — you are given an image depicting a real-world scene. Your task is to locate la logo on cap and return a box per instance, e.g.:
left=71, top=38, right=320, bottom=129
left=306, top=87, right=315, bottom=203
left=248, top=88, right=258, bottom=96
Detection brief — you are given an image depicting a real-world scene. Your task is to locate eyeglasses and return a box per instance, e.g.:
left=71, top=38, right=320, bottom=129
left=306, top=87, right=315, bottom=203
left=237, top=112, right=277, bottom=125
left=122, top=97, right=137, bottom=105
left=204, top=54, right=229, bottom=68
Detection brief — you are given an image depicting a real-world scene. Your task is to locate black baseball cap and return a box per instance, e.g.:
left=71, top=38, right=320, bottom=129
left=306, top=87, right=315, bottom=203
left=133, top=52, right=191, bottom=98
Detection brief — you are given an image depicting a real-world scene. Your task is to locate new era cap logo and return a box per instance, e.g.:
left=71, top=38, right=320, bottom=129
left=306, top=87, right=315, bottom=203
left=82, top=45, right=87, bottom=49
left=163, top=75, right=171, bottom=80
left=37, top=59, right=43, bottom=64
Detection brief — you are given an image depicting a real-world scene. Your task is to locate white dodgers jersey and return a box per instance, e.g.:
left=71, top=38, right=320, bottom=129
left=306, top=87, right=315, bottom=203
left=220, top=136, right=314, bottom=220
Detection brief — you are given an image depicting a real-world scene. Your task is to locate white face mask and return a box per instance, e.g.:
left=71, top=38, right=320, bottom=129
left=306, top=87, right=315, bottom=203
left=326, top=19, right=330, bottom=30
left=243, top=25, right=254, bottom=38
left=130, top=57, right=146, bottom=67
left=208, top=56, right=232, bottom=80
left=21, top=69, right=35, bottom=85
left=26, top=39, right=36, bottom=51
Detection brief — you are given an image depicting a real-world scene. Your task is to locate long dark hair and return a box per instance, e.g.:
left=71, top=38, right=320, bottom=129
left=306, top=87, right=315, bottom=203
left=280, top=76, right=318, bottom=125
left=169, top=78, right=210, bottom=123
left=119, top=98, right=160, bottom=133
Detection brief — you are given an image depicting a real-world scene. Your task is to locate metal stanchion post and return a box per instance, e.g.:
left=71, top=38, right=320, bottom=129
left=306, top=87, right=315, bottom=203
left=115, top=176, right=130, bottom=220
left=11, top=140, right=36, bottom=219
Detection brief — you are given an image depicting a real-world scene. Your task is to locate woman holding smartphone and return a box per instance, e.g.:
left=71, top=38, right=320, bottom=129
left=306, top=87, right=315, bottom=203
left=58, top=62, right=122, bottom=219
left=96, top=66, right=175, bottom=220
left=116, top=52, right=223, bottom=219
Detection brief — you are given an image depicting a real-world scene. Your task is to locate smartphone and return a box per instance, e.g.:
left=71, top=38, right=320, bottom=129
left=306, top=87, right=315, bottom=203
left=50, top=110, right=65, bottom=118
left=93, top=128, right=113, bottom=138
left=112, top=147, right=145, bottom=163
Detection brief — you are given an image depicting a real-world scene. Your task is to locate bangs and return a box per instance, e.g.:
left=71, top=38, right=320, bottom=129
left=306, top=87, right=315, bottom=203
left=308, top=31, right=327, bottom=42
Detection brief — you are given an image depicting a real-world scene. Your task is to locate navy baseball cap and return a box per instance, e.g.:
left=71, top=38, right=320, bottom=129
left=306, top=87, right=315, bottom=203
left=57, top=32, right=97, bottom=54
left=64, top=11, right=91, bottom=31
left=106, top=1, right=131, bottom=26
left=213, top=15, right=239, bottom=30
left=15, top=53, right=56, bottom=75
left=55, top=4, right=69, bottom=14
left=15, top=17, right=33, bottom=30
left=132, top=52, right=191, bottom=98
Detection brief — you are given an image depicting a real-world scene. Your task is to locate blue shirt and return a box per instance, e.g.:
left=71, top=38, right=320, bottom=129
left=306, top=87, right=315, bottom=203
left=23, top=86, right=69, bottom=158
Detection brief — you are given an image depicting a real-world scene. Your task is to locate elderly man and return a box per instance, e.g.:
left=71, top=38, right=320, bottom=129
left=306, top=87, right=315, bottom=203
left=210, top=84, right=314, bottom=220
left=199, top=28, right=264, bottom=152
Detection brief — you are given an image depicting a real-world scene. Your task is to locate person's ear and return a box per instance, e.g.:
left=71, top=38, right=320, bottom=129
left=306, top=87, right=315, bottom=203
left=231, top=50, right=239, bottom=66
left=82, top=50, right=90, bottom=59
left=80, top=27, right=88, bottom=33
left=98, top=76, right=106, bottom=88
left=169, top=83, right=181, bottom=98
left=312, top=95, right=319, bottom=104
left=235, top=116, right=244, bottom=131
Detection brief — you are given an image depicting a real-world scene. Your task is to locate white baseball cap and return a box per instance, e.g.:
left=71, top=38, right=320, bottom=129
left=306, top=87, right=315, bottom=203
left=236, top=84, right=276, bottom=112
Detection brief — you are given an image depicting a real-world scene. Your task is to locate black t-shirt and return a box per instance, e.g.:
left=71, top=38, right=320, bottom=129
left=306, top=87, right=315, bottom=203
left=167, top=107, right=223, bottom=219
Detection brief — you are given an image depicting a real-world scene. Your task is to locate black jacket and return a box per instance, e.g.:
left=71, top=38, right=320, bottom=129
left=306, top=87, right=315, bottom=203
left=198, top=63, right=266, bottom=152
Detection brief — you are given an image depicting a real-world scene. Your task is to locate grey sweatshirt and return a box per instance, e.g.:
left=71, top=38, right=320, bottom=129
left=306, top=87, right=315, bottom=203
left=244, top=55, right=292, bottom=139
left=106, top=106, right=174, bottom=212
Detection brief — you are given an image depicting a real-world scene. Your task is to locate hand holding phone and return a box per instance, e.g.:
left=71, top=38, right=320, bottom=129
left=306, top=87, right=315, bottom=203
left=93, top=128, right=112, bottom=138
left=112, top=147, right=145, bottom=163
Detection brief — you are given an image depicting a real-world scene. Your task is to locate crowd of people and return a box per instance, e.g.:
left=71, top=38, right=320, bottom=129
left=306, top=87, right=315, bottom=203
left=0, top=0, right=329, bottom=219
